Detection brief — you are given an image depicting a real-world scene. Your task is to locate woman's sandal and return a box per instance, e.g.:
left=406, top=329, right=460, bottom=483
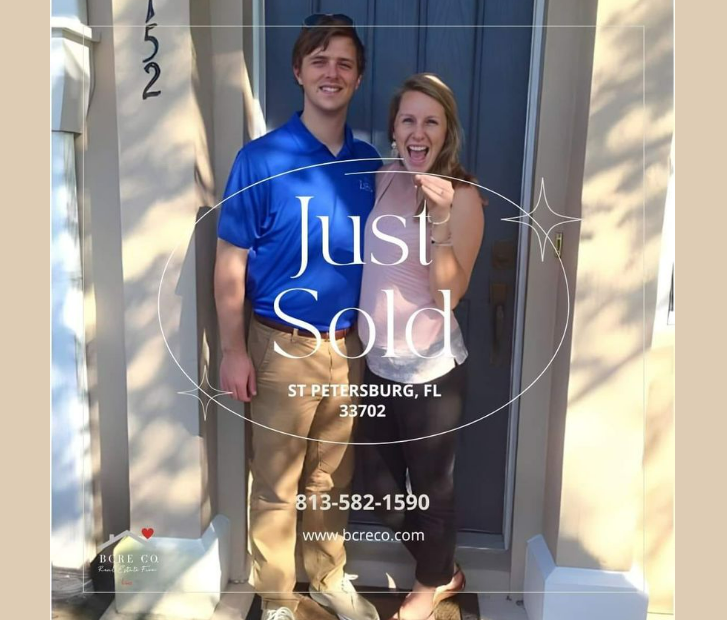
left=432, top=564, right=466, bottom=608
left=392, top=566, right=466, bottom=620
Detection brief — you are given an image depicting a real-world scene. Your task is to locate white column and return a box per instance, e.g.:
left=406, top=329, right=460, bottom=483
left=50, top=0, right=96, bottom=596
left=51, top=131, right=94, bottom=578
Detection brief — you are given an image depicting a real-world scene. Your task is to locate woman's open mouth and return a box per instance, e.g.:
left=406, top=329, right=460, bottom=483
left=407, top=145, right=429, bottom=165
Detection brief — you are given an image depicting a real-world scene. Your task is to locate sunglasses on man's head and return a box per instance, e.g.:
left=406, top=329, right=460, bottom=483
left=303, top=13, right=355, bottom=28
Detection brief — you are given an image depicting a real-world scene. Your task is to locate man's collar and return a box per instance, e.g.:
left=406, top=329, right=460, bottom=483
left=341, top=123, right=355, bottom=157
left=288, top=111, right=355, bottom=158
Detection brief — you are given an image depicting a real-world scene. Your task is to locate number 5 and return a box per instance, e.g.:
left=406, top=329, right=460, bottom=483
left=143, top=23, right=159, bottom=63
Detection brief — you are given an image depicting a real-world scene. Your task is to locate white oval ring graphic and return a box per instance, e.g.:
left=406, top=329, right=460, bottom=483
left=158, top=157, right=572, bottom=446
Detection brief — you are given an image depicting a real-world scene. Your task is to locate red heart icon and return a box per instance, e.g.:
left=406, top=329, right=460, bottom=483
left=141, top=528, right=154, bottom=539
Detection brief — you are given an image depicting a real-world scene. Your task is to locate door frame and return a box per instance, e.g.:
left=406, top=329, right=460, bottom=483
left=502, top=0, right=548, bottom=551
left=251, top=0, right=547, bottom=555
left=252, top=0, right=266, bottom=124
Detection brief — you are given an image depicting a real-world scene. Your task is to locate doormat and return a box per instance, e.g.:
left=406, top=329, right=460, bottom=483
left=245, top=584, right=480, bottom=620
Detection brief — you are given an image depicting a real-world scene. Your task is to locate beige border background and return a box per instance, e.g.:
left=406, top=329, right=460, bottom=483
left=8, top=3, right=51, bottom=620
left=676, top=4, right=719, bottom=620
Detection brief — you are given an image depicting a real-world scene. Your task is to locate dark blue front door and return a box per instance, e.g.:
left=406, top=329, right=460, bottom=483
left=265, top=0, right=535, bottom=538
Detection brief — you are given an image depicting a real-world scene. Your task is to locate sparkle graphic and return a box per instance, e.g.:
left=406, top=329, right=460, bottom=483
left=502, top=178, right=581, bottom=261
left=177, top=366, right=231, bottom=420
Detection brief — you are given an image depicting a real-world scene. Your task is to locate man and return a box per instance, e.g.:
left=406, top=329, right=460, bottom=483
left=214, top=15, right=380, bottom=620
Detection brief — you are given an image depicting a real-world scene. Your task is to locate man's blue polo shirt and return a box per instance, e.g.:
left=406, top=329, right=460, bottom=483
left=218, top=112, right=380, bottom=330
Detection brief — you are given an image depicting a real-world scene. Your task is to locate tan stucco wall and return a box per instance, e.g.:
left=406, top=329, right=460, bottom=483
left=189, top=0, right=218, bottom=534
left=105, top=0, right=213, bottom=538
left=83, top=0, right=251, bottom=574
left=509, top=0, right=599, bottom=592
left=641, top=327, right=674, bottom=613
left=206, top=0, right=250, bottom=582
left=639, top=138, right=674, bottom=613
left=508, top=0, right=675, bottom=585
left=553, top=0, right=673, bottom=572
left=510, top=0, right=674, bottom=600
left=82, top=0, right=130, bottom=544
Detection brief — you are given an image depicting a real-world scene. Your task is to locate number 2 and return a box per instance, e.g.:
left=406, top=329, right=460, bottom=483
left=142, top=62, right=161, bottom=99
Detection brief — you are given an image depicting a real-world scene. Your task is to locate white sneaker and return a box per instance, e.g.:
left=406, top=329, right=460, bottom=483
left=263, top=607, right=296, bottom=620
left=310, top=574, right=380, bottom=620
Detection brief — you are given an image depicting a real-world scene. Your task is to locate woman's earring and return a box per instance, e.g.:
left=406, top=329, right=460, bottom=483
left=391, top=140, right=399, bottom=158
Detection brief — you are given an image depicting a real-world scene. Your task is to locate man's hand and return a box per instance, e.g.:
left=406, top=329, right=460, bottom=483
left=220, top=349, right=257, bottom=403
left=215, top=240, right=254, bottom=402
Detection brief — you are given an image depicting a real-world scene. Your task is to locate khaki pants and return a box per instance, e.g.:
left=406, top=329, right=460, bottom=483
left=247, top=317, right=362, bottom=611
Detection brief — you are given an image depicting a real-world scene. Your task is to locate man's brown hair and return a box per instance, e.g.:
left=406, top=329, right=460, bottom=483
left=292, top=16, right=366, bottom=76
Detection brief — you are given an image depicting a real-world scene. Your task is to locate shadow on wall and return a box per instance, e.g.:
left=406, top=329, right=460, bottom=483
left=568, top=9, right=674, bottom=408
left=541, top=0, right=673, bottom=611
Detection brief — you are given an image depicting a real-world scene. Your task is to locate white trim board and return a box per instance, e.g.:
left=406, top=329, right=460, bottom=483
left=111, top=515, right=231, bottom=619
left=524, top=535, right=648, bottom=620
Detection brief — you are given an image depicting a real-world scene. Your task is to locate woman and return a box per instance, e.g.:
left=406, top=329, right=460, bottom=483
left=357, top=73, right=485, bottom=620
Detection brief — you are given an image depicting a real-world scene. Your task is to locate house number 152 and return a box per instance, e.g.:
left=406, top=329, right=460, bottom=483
left=142, top=0, right=161, bottom=99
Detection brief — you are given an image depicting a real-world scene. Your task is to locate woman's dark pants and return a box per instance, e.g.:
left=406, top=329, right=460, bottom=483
left=357, top=362, right=466, bottom=587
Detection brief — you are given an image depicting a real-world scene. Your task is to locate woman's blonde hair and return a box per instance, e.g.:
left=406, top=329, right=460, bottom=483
left=388, top=73, right=477, bottom=191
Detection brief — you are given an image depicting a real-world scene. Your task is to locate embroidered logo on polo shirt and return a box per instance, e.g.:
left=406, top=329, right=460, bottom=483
left=359, top=178, right=374, bottom=193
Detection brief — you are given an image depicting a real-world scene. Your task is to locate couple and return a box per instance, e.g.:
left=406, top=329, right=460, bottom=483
left=215, top=14, right=484, bottom=620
